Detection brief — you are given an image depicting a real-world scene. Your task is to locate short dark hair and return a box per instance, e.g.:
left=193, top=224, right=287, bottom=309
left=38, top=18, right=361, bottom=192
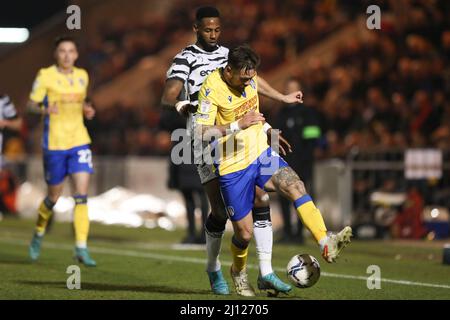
left=227, top=45, right=260, bottom=72
left=195, top=6, right=220, bottom=22
left=54, top=35, right=78, bottom=49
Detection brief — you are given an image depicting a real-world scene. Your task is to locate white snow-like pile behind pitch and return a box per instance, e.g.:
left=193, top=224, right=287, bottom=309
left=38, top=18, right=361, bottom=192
left=16, top=183, right=185, bottom=230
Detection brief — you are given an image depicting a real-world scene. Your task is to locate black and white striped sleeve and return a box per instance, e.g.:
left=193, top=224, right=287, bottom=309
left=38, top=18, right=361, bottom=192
left=166, top=52, right=191, bottom=83
left=0, top=95, right=18, bottom=119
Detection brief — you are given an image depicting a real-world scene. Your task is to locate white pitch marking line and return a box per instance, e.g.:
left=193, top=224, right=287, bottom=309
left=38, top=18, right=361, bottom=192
left=1, top=237, right=450, bottom=290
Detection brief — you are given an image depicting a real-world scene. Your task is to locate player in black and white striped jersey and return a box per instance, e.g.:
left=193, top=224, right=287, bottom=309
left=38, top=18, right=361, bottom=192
left=0, top=94, right=22, bottom=168
left=166, top=45, right=228, bottom=107
left=161, top=6, right=303, bottom=296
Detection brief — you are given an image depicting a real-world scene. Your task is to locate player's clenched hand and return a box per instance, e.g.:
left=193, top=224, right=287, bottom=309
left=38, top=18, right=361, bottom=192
left=267, top=128, right=292, bottom=156
left=282, top=90, right=303, bottom=104
left=238, top=111, right=265, bottom=130
left=83, top=102, right=96, bottom=120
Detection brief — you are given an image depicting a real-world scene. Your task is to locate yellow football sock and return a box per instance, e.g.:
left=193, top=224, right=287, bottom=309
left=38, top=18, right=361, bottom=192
left=73, top=195, right=89, bottom=247
left=230, top=237, right=249, bottom=273
left=294, top=195, right=327, bottom=243
left=35, top=197, right=55, bottom=235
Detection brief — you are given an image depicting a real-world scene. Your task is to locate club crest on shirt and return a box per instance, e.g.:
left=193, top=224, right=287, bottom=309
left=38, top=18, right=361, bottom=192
left=228, top=96, right=232, bottom=103
left=78, top=78, right=85, bottom=86
left=205, top=88, right=211, bottom=97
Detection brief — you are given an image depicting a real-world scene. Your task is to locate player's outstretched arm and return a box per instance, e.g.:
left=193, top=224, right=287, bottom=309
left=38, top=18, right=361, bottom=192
left=257, top=76, right=303, bottom=104
left=161, top=79, right=197, bottom=117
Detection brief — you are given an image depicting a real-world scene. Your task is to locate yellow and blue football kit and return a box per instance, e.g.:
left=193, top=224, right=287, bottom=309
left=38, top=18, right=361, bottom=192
left=29, top=65, right=96, bottom=265
left=197, top=68, right=328, bottom=245
left=30, top=65, right=93, bottom=185
left=196, top=69, right=288, bottom=221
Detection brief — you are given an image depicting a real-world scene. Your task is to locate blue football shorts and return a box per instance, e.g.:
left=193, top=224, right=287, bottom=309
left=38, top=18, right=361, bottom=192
left=43, top=144, right=94, bottom=185
left=219, top=147, right=289, bottom=221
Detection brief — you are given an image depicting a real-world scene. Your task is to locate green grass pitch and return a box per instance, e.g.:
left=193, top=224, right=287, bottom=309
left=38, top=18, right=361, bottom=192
left=0, top=218, right=449, bottom=300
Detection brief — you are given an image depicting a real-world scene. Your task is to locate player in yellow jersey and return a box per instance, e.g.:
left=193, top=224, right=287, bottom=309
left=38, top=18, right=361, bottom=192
left=27, top=35, right=97, bottom=267
left=196, top=45, right=352, bottom=296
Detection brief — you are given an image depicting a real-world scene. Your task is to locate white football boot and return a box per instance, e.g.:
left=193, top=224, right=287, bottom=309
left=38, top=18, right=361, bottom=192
left=230, top=266, right=256, bottom=297
left=321, top=226, right=353, bottom=263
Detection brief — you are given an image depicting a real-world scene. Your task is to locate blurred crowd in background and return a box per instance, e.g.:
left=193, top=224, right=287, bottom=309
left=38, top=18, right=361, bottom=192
left=87, top=0, right=449, bottom=157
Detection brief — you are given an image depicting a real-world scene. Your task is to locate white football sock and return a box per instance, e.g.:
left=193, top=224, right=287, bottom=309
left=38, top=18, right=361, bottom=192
left=205, top=231, right=223, bottom=272
left=76, top=241, right=87, bottom=249
left=254, top=219, right=273, bottom=277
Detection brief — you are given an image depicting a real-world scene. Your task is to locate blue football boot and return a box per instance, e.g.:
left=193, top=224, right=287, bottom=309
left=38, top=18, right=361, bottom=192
left=75, top=247, right=97, bottom=267
left=207, top=270, right=230, bottom=295
left=257, top=272, right=292, bottom=297
left=29, top=233, right=43, bottom=261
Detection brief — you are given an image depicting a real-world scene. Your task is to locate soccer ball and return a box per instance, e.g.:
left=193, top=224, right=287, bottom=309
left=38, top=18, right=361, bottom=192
left=286, top=254, right=321, bottom=288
